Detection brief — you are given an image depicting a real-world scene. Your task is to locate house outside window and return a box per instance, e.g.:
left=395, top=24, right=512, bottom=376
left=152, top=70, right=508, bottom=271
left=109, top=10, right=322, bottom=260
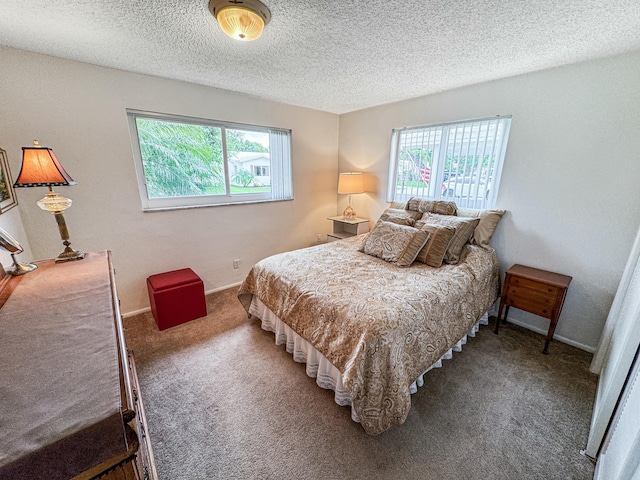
left=127, top=110, right=293, bottom=210
left=387, top=116, right=511, bottom=209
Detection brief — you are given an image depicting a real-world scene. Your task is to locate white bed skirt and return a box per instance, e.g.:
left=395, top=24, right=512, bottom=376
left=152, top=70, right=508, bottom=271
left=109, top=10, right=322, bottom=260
left=249, top=296, right=494, bottom=424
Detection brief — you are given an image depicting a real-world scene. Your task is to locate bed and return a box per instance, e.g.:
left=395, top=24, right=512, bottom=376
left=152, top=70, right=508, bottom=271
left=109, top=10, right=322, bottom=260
left=238, top=201, right=503, bottom=435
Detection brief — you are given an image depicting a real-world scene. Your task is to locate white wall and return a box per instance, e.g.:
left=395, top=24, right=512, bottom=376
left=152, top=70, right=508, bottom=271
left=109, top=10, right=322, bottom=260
left=338, top=51, right=640, bottom=351
left=0, top=46, right=339, bottom=313
left=3, top=44, right=639, bottom=351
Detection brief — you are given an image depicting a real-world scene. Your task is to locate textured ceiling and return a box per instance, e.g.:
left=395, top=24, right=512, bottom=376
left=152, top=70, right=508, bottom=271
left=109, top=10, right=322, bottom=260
left=1, top=1, right=639, bottom=114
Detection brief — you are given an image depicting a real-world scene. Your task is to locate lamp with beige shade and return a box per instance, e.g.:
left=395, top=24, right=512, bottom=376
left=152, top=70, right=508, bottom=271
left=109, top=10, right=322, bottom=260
left=337, top=172, right=364, bottom=220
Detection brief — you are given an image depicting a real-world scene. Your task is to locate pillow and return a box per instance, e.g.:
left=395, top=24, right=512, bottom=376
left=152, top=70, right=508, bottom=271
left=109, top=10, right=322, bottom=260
left=378, top=213, right=414, bottom=226
left=457, top=207, right=506, bottom=248
left=378, top=208, right=422, bottom=226
left=406, top=197, right=458, bottom=216
left=414, top=224, right=456, bottom=267
left=389, top=201, right=407, bottom=209
left=419, top=213, right=480, bottom=264
left=360, top=221, right=430, bottom=267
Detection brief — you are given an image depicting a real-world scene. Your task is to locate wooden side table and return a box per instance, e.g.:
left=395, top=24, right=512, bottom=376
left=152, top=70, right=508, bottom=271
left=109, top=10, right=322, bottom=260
left=494, top=264, right=572, bottom=354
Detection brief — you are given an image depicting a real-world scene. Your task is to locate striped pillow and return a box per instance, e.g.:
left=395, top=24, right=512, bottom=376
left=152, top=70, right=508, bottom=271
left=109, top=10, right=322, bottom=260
left=397, top=229, right=431, bottom=267
left=406, top=197, right=458, bottom=216
left=414, top=224, right=456, bottom=267
left=378, top=208, right=422, bottom=226
left=419, top=213, right=480, bottom=264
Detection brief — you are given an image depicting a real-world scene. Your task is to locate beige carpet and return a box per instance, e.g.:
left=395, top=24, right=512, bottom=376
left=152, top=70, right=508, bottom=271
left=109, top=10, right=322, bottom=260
left=124, top=288, right=597, bottom=480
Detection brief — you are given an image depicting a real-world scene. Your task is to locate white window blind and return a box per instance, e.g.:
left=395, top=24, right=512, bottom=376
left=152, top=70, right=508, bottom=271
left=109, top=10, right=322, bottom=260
left=387, top=116, right=511, bottom=209
left=127, top=109, right=293, bottom=211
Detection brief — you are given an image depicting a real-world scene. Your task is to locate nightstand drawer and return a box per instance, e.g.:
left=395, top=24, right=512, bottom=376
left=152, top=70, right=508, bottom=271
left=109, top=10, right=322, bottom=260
left=507, top=283, right=558, bottom=303
left=505, top=287, right=554, bottom=317
left=510, top=276, right=558, bottom=295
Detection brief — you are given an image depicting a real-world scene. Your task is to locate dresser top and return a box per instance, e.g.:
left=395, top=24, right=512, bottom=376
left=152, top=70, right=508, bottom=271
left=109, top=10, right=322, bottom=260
left=0, top=251, right=125, bottom=474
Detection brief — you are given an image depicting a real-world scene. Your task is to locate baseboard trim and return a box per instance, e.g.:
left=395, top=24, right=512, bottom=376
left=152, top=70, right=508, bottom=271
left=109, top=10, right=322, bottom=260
left=505, top=318, right=596, bottom=353
left=122, top=281, right=243, bottom=319
left=124, top=286, right=596, bottom=354
left=123, top=307, right=151, bottom=319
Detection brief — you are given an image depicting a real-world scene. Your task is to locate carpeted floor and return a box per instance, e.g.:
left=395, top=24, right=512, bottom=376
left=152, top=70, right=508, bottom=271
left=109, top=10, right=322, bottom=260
left=124, top=288, right=597, bottom=480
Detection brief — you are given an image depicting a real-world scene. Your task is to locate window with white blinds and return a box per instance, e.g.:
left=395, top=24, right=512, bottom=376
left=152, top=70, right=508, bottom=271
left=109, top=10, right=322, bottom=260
left=127, top=109, right=293, bottom=211
left=387, top=116, right=511, bottom=209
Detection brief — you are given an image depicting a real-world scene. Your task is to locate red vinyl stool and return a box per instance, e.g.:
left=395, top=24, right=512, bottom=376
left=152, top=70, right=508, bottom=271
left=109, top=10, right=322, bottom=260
left=147, top=268, right=207, bottom=330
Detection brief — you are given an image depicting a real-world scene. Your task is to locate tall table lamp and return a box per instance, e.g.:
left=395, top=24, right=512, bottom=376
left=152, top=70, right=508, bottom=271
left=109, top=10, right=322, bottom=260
left=337, top=172, right=364, bottom=220
left=13, top=141, right=85, bottom=263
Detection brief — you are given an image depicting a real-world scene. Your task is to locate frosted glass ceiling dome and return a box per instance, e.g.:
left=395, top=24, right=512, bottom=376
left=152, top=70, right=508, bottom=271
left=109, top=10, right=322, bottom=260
left=209, top=0, right=271, bottom=41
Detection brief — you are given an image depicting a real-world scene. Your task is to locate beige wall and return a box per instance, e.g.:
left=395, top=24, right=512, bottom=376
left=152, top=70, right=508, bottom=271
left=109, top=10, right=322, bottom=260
left=0, top=46, right=339, bottom=313
left=338, top=51, right=640, bottom=351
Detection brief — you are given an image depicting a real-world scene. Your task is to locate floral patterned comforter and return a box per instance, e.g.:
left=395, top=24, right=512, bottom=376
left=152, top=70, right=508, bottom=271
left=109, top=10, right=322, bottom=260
left=238, top=235, right=500, bottom=435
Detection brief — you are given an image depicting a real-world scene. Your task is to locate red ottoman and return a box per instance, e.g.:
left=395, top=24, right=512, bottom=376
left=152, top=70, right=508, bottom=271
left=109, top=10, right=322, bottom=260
left=147, top=268, right=207, bottom=330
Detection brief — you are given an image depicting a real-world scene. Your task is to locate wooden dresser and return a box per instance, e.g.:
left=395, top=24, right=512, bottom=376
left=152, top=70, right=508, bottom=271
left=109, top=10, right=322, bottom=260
left=0, top=251, right=158, bottom=480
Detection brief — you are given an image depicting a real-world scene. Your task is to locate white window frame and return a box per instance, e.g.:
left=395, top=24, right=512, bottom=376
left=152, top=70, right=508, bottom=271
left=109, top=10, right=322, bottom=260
left=387, top=116, right=511, bottom=209
left=127, top=109, right=293, bottom=211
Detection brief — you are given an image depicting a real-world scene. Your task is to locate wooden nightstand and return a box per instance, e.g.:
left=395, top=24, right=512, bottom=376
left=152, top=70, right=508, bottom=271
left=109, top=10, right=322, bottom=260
left=494, top=264, right=572, bottom=354
left=327, top=216, right=369, bottom=242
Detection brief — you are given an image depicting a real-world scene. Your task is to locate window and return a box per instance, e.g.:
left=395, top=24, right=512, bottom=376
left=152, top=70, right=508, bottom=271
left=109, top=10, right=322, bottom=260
left=387, top=116, right=511, bottom=209
left=127, top=110, right=293, bottom=210
left=252, top=166, right=269, bottom=177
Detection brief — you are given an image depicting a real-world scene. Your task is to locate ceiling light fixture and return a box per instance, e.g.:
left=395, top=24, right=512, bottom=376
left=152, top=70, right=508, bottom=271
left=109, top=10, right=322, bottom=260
left=209, top=0, right=271, bottom=42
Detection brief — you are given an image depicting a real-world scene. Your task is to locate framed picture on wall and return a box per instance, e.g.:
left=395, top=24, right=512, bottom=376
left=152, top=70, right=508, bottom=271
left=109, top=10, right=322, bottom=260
left=0, top=147, right=18, bottom=214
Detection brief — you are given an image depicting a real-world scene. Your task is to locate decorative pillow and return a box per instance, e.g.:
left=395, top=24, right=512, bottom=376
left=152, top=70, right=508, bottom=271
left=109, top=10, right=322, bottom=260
left=457, top=207, right=506, bottom=248
left=360, top=221, right=430, bottom=267
left=406, top=197, right=458, bottom=216
left=389, top=201, right=407, bottom=209
left=378, top=214, right=414, bottom=226
left=419, top=213, right=480, bottom=264
left=378, top=208, right=422, bottom=226
left=414, top=224, right=456, bottom=267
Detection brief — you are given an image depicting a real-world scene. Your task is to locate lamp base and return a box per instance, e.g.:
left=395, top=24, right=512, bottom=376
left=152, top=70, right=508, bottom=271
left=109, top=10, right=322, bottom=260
left=7, top=260, right=38, bottom=276
left=55, top=246, right=85, bottom=263
left=342, top=204, right=356, bottom=220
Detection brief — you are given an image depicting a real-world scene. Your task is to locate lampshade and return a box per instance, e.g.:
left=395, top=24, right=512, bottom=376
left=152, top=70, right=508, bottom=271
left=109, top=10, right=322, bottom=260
left=209, top=0, right=271, bottom=41
left=13, top=141, right=77, bottom=187
left=338, top=172, right=364, bottom=195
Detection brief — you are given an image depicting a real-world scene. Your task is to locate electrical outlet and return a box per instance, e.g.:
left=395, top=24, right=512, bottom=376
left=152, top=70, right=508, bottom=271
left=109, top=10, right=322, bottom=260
left=233, top=259, right=240, bottom=269
left=316, top=233, right=322, bottom=243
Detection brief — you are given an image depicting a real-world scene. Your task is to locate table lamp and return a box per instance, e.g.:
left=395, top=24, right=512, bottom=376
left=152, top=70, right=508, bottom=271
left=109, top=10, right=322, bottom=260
left=13, top=141, right=84, bottom=263
left=337, top=172, right=364, bottom=220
